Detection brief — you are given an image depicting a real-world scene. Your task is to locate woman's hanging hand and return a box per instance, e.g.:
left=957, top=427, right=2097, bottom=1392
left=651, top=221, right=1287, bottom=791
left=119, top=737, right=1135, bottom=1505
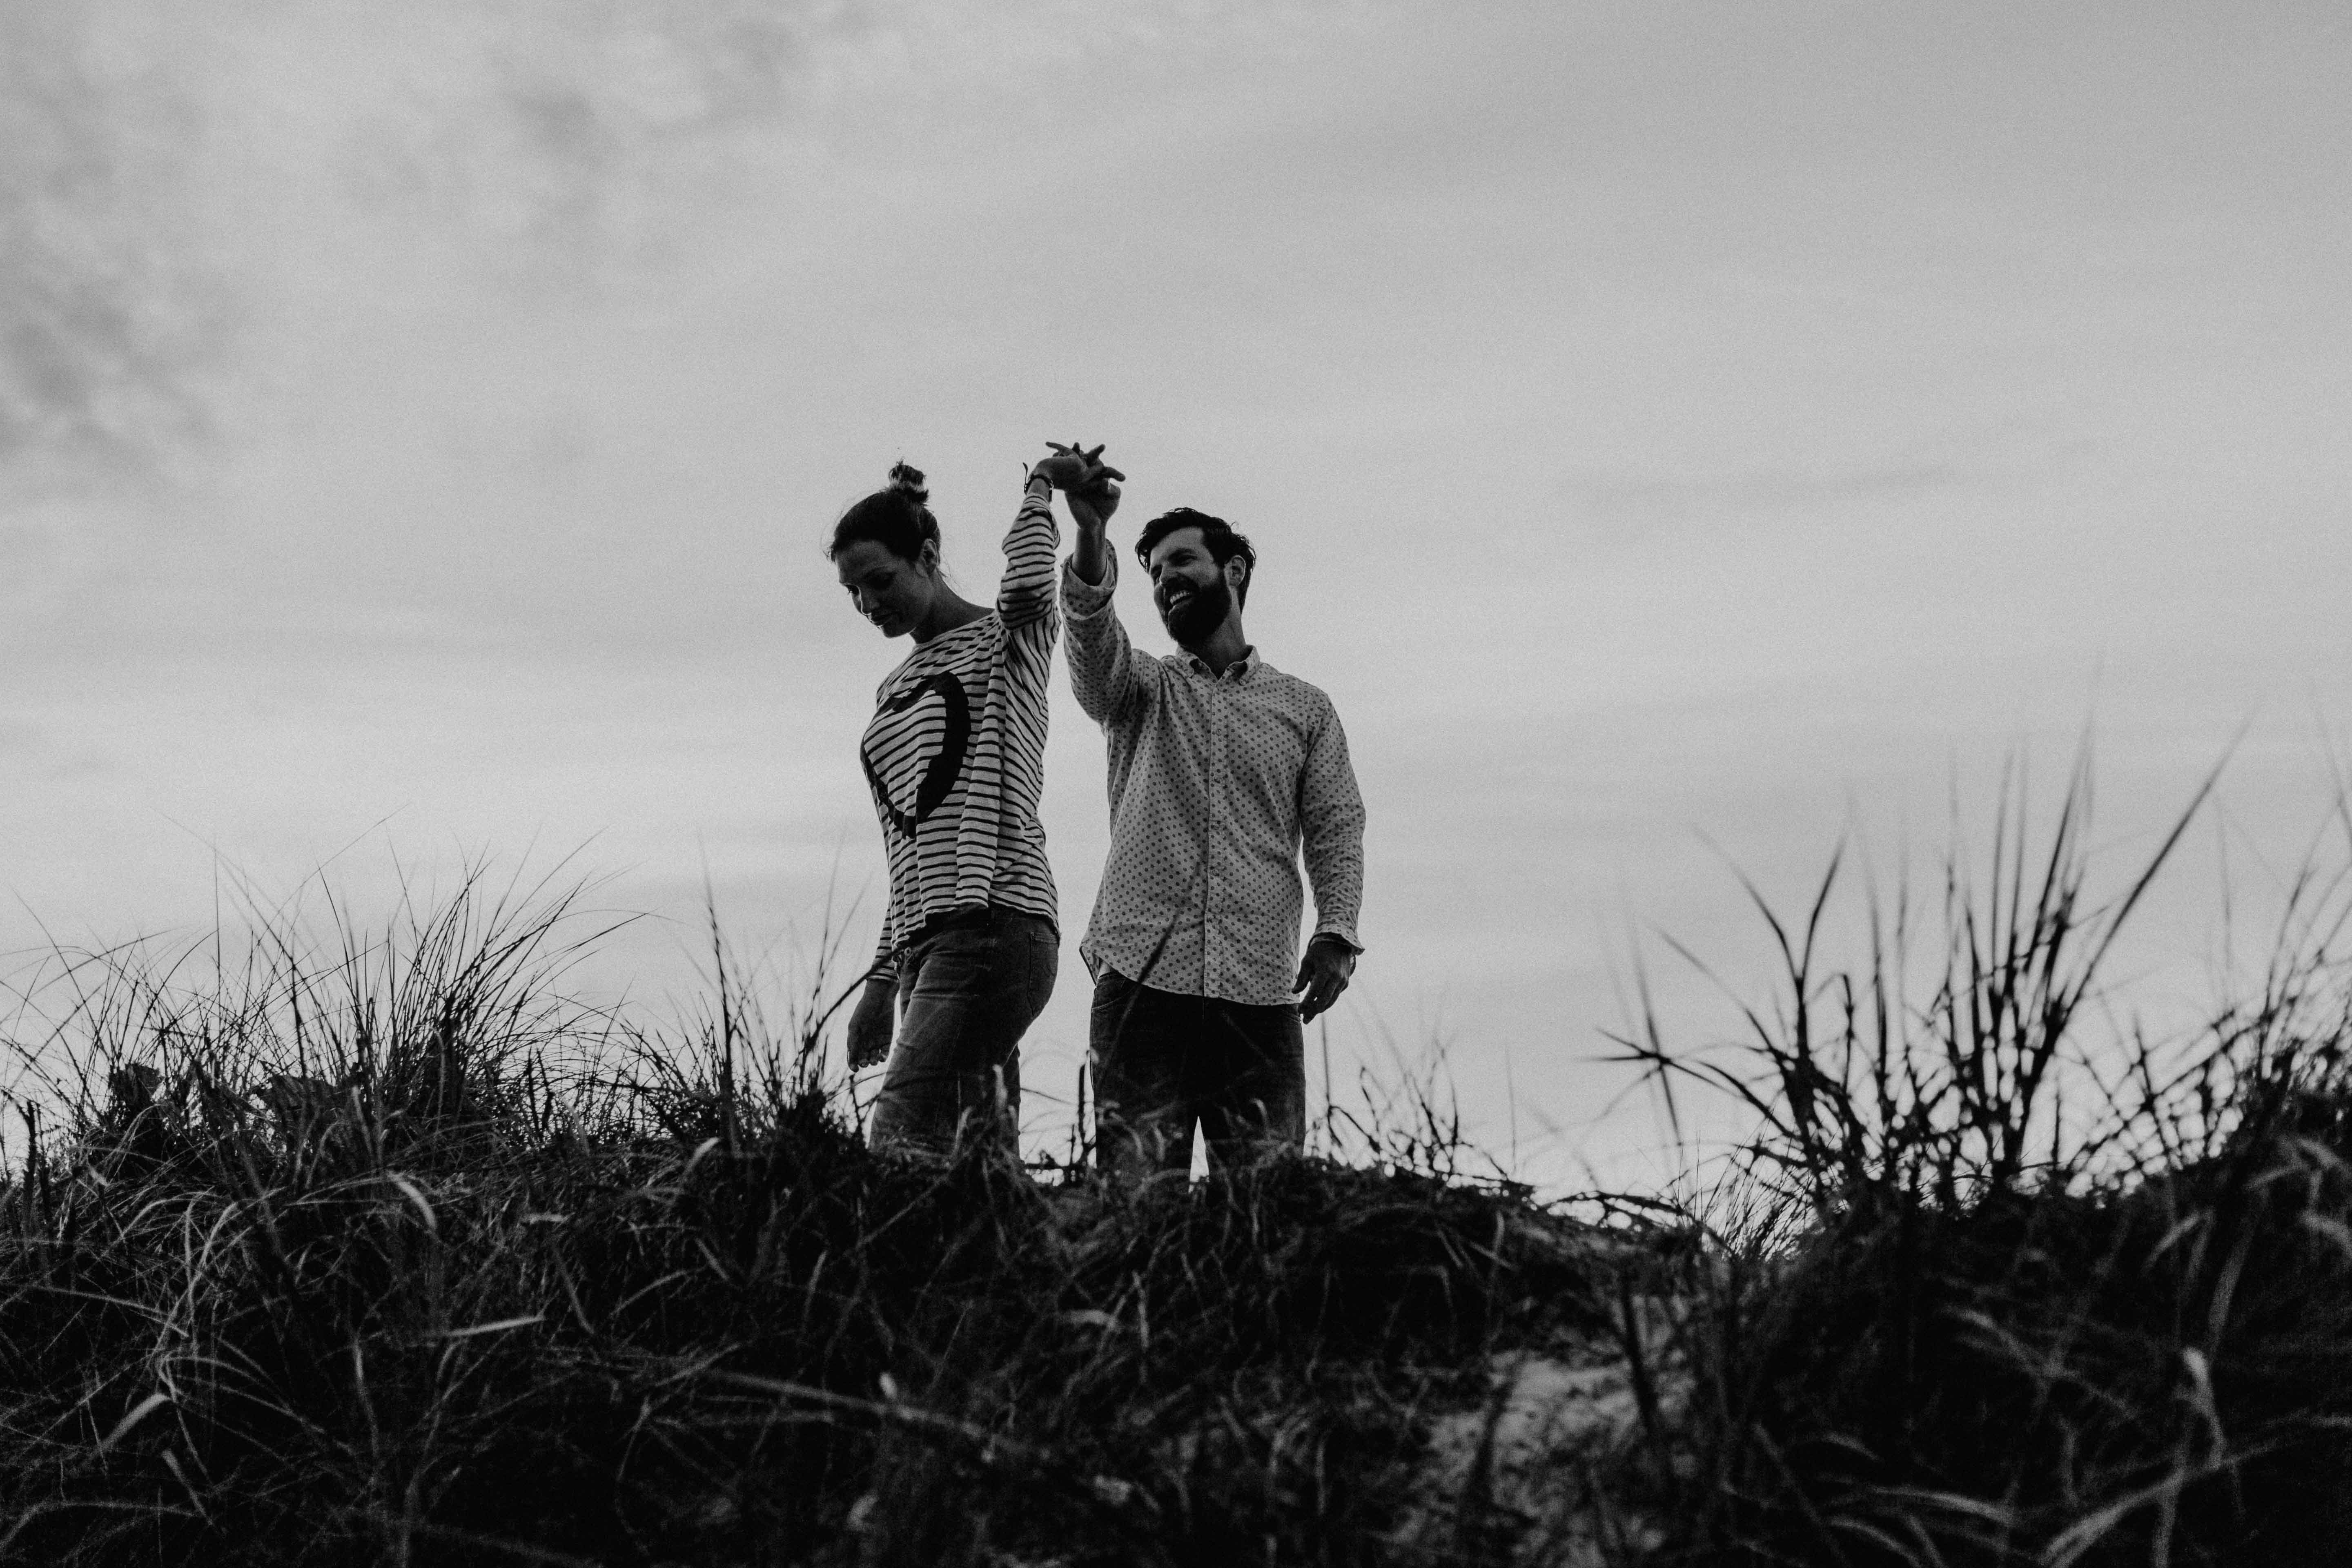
left=846, top=978, right=896, bottom=1069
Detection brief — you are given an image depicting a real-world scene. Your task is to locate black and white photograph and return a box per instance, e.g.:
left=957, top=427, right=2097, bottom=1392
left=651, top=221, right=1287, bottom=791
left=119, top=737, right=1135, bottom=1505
left=2, top=2, right=2348, bottom=1562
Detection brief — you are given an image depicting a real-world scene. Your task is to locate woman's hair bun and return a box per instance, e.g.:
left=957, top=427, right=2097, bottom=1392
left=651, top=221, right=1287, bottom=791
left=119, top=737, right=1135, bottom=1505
left=828, top=459, right=940, bottom=564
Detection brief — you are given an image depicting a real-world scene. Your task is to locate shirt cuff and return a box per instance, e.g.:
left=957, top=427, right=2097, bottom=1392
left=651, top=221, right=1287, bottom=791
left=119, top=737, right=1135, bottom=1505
left=1311, top=924, right=1362, bottom=955
left=1059, top=552, right=1118, bottom=615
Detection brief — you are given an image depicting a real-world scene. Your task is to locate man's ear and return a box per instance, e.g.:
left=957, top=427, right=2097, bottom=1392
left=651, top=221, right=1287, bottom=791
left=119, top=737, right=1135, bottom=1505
left=1225, top=556, right=1249, bottom=602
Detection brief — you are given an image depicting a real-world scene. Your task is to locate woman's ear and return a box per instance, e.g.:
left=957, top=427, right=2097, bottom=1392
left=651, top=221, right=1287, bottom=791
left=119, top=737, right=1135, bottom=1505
left=918, top=539, right=942, bottom=577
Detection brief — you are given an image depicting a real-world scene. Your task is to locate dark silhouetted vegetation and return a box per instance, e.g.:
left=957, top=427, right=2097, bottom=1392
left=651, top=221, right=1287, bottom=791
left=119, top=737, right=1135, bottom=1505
left=9, top=764, right=2352, bottom=1565
left=0, top=880, right=1655, bottom=1566
left=1625, top=763, right=2352, bottom=1566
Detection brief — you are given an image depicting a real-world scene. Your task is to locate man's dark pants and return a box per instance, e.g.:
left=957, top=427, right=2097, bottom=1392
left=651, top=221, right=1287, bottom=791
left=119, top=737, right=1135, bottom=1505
left=1089, top=971, right=1305, bottom=1178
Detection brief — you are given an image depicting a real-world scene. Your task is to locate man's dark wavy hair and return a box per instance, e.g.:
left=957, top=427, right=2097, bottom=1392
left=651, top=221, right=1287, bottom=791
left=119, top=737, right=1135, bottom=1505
left=1134, top=508, right=1257, bottom=608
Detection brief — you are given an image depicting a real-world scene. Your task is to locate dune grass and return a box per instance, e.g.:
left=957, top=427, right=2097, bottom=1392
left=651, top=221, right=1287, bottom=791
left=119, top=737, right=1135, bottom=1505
left=0, top=876, right=1652, bottom=1566
left=6, top=766, right=2352, bottom=1565
left=1623, top=762, right=2352, bottom=1566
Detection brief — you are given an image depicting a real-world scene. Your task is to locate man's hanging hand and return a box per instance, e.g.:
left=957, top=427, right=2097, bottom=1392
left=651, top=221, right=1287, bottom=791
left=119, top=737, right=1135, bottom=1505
left=1295, top=934, right=1357, bottom=1022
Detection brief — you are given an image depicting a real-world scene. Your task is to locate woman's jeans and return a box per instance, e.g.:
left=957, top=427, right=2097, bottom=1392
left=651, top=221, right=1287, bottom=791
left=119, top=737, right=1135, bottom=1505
left=1089, top=971, right=1305, bottom=1180
left=869, top=908, right=1058, bottom=1162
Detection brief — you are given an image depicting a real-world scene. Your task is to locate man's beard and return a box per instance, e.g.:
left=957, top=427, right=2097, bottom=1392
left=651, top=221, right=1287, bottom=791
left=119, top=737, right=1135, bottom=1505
left=1158, top=574, right=1232, bottom=644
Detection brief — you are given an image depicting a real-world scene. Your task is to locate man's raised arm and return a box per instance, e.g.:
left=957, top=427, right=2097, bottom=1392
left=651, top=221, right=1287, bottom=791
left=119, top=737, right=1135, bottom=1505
left=1070, top=487, right=1113, bottom=588
left=1060, top=486, right=1156, bottom=726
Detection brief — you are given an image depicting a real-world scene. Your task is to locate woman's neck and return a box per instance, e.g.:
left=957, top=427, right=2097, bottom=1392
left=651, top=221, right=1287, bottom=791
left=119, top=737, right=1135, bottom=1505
left=911, top=589, right=989, bottom=645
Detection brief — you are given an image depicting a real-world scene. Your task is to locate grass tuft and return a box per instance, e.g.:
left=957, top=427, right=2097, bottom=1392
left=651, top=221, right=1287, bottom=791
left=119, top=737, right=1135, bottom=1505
left=1631, top=763, right=2352, bottom=1566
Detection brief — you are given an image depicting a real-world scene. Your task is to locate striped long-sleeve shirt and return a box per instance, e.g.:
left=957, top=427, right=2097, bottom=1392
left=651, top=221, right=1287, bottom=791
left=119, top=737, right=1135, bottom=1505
left=862, top=474, right=1060, bottom=974
left=1060, top=551, right=1365, bottom=1007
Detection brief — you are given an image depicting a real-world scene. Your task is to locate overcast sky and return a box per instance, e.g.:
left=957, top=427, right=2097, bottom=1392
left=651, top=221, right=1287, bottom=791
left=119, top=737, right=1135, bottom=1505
left=4, top=0, right=2348, bottom=1185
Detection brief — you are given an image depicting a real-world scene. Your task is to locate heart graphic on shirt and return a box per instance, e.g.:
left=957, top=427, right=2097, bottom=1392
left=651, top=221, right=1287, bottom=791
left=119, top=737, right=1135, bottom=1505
left=862, top=671, right=971, bottom=840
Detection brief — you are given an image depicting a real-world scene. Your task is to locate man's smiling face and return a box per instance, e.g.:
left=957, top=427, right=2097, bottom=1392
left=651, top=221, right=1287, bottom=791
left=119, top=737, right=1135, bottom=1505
left=1146, top=526, right=1239, bottom=644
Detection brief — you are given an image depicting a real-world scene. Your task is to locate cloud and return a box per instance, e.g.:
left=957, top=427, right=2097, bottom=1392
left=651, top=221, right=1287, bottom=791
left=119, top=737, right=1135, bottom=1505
left=0, top=522, right=60, bottom=589
left=1561, top=460, right=1969, bottom=521
left=1548, top=435, right=2103, bottom=556
left=0, top=6, right=220, bottom=484
left=0, top=0, right=855, bottom=485
left=315, top=0, right=1386, bottom=263
left=0, top=0, right=1370, bottom=481
left=323, top=1, right=828, bottom=269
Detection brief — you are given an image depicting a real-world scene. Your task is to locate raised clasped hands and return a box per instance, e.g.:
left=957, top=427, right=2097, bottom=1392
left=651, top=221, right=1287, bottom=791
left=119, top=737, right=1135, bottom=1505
left=1040, top=440, right=1124, bottom=528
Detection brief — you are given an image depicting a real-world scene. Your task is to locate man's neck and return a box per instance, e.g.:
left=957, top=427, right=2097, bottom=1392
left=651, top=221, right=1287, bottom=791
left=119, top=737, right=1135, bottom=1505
left=1180, top=615, right=1251, bottom=675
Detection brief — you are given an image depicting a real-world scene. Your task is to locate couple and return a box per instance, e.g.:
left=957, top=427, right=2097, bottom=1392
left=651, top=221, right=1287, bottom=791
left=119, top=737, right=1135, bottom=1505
left=827, top=447, right=1366, bottom=1179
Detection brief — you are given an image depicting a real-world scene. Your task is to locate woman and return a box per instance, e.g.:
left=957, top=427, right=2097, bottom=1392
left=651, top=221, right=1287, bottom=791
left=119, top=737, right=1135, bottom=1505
left=830, top=448, right=1117, bottom=1160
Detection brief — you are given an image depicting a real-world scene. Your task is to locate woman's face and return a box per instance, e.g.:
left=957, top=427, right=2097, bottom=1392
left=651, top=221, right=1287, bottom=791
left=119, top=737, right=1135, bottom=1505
left=834, top=539, right=938, bottom=639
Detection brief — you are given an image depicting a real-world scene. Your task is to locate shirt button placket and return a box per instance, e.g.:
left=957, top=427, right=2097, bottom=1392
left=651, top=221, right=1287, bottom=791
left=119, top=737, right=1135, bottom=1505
left=1201, top=670, right=1219, bottom=998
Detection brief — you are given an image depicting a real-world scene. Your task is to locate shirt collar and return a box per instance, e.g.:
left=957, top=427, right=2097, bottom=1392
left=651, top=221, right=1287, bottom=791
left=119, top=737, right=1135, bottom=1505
left=1183, top=646, right=1260, bottom=682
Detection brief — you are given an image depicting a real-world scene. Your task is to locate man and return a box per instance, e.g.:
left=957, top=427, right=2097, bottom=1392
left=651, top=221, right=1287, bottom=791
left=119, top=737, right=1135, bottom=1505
left=1060, top=470, right=1366, bottom=1179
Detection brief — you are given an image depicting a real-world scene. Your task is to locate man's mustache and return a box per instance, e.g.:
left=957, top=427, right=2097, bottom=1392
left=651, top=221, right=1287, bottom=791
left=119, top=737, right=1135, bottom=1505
left=1156, top=577, right=1227, bottom=637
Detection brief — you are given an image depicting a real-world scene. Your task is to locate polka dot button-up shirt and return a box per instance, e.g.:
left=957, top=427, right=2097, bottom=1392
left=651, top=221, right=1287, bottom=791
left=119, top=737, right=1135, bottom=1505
left=1060, top=552, right=1365, bottom=1007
